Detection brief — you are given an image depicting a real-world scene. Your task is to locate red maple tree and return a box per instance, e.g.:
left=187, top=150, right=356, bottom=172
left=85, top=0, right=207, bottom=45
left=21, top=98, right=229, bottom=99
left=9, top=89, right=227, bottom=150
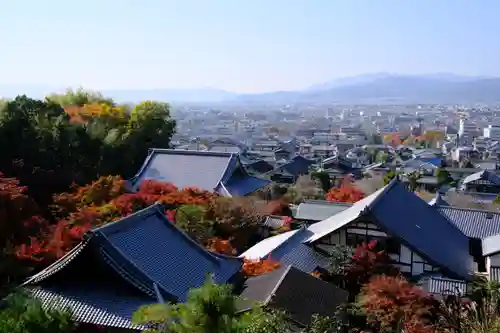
left=16, top=177, right=216, bottom=265
left=346, top=240, right=398, bottom=286
left=359, top=275, right=436, bottom=333
left=326, top=176, right=365, bottom=203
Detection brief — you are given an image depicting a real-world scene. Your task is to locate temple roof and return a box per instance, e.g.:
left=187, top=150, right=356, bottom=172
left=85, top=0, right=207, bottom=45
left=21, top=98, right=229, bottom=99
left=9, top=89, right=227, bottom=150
left=305, top=179, right=474, bottom=280
left=24, top=204, right=243, bottom=328
left=128, top=149, right=270, bottom=196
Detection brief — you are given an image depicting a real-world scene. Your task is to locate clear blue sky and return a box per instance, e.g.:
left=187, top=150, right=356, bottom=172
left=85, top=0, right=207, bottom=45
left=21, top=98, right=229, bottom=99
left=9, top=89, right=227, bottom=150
left=1, top=0, right=499, bottom=93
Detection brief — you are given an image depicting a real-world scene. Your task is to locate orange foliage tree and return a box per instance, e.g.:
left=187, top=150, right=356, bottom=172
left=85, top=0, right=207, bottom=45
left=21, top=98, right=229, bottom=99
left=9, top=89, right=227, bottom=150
left=241, top=255, right=281, bottom=277
left=205, top=237, right=237, bottom=256
left=326, top=176, right=365, bottom=203
left=383, top=133, right=402, bottom=147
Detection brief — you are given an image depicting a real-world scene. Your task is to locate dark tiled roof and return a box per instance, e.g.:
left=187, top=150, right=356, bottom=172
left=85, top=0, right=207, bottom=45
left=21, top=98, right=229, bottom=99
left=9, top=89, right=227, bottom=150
left=93, top=204, right=243, bottom=302
left=306, top=179, right=474, bottom=280
left=223, top=175, right=270, bottom=197
left=245, top=160, right=274, bottom=173
left=295, top=200, right=352, bottom=221
left=237, top=265, right=348, bottom=326
left=129, top=149, right=269, bottom=196
left=271, top=156, right=314, bottom=177
left=25, top=286, right=149, bottom=330
left=463, top=170, right=500, bottom=186
left=25, top=204, right=243, bottom=329
left=437, top=206, right=500, bottom=239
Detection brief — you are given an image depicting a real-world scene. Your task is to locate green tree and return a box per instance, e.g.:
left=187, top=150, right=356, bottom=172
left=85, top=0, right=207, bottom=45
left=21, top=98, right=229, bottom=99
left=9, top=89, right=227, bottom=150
left=133, top=278, right=289, bottom=333
left=406, top=172, right=421, bottom=192
left=303, top=314, right=343, bottom=333
left=383, top=170, right=398, bottom=185
left=0, top=293, right=74, bottom=333
left=436, top=168, right=453, bottom=185
left=46, top=87, right=114, bottom=107
left=370, top=134, right=382, bottom=145
left=375, top=151, right=389, bottom=164
left=310, top=170, right=332, bottom=192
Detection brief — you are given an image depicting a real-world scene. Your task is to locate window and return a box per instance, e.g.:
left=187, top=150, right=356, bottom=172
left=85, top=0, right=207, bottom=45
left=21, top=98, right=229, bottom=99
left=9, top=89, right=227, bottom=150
left=346, top=233, right=366, bottom=247
left=385, top=238, right=401, bottom=255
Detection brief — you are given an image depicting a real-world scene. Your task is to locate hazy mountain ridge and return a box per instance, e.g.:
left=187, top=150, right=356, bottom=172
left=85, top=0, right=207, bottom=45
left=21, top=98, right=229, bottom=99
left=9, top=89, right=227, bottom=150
left=1, top=74, right=499, bottom=104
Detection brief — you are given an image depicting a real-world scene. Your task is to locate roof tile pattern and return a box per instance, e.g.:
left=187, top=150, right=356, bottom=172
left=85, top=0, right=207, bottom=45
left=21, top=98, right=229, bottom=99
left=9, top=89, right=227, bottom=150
left=437, top=206, right=500, bottom=239
left=26, top=286, right=149, bottom=330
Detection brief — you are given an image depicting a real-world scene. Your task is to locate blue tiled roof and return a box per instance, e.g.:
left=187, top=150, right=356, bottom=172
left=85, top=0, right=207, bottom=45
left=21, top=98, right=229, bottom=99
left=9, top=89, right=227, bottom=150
left=437, top=206, right=500, bottom=239
left=93, top=204, right=243, bottom=302
left=222, top=175, right=271, bottom=197
left=368, top=181, right=473, bottom=280
left=272, top=156, right=314, bottom=177
left=24, top=204, right=244, bottom=329
left=128, top=149, right=269, bottom=197
left=241, top=227, right=329, bottom=274
left=306, top=179, right=474, bottom=280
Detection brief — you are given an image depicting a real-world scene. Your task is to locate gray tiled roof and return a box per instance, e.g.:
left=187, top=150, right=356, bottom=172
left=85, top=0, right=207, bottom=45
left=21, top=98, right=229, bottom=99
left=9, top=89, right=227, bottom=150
left=130, top=149, right=234, bottom=192
left=129, top=149, right=269, bottom=196
left=491, top=267, right=500, bottom=282
left=295, top=200, right=352, bottom=221
left=418, top=276, right=468, bottom=296
left=25, top=286, right=149, bottom=330
left=237, top=265, right=348, bottom=326
left=437, top=206, right=500, bottom=239
left=306, top=179, right=474, bottom=280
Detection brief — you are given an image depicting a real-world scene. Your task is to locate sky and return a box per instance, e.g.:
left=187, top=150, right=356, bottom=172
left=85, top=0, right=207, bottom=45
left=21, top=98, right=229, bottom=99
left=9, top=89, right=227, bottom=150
left=0, top=0, right=499, bottom=93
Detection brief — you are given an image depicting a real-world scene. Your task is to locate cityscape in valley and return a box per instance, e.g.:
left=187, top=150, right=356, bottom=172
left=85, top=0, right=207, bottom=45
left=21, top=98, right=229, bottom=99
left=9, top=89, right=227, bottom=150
left=3, top=1, right=500, bottom=332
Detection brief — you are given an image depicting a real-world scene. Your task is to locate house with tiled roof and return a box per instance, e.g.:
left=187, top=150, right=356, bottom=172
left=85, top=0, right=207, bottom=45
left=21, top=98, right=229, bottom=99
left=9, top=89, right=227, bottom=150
left=436, top=205, right=500, bottom=281
left=267, top=155, right=315, bottom=183
left=128, top=149, right=270, bottom=197
left=460, top=169, right=500, bottom=193
left=23, top=204, right=243, bottom=330
left=236, top=265, right=348, bottom=328
left=242, top=179, right=475, bottom=281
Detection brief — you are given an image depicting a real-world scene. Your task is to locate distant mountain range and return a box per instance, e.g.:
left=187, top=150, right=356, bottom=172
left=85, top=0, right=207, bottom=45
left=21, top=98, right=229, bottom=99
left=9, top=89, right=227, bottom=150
left=1, top=73, right=499, bottom=104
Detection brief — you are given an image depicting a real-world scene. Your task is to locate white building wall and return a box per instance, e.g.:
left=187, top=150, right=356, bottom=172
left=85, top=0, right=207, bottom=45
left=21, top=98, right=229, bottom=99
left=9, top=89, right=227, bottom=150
left=315, top=220, right=438, bottom=276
